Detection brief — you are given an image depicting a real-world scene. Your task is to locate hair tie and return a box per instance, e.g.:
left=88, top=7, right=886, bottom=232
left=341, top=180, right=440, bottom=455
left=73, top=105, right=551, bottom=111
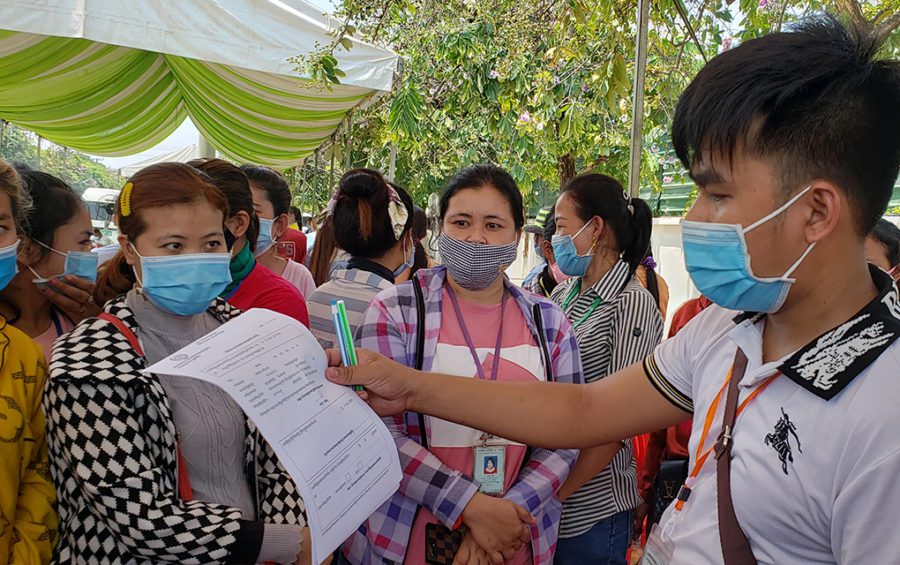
left=325, top=185, right=408, bottom=240
left=386, top=184, right=408, bottom=240
left=323, top=191, right=341, bottom=217
left=626, top=196, right=635, bottom=216
left=120, top=182, right=134, bottom=217
left=641, top=255, right=657, bottom=270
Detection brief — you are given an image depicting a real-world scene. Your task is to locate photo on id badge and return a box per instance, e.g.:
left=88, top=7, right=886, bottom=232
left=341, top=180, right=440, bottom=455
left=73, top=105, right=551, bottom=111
left=474, top=445, right=505, bottom=494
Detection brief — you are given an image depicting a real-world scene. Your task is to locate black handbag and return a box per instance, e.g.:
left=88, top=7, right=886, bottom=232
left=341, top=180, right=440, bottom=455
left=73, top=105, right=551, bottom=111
left=650, top=458, right=689, bottom=526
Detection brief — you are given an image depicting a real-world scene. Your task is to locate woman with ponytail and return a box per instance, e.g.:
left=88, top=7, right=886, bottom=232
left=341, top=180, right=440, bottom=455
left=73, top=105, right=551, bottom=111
left=46, top=163, right=309, bottom=564
left=305, top=169, right=416, bottom=349
left=547, top=174, right=663, bottom=565
left=190, top=159, right=309, bottom=327
left=0, top=166, right=98, bottom=355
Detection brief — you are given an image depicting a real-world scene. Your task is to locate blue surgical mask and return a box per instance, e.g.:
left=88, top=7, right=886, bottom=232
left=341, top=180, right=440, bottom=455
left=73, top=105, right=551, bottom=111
left=392, top=237, right=415, bottom=279
left=64, top=252, right=99, bottom=282
left=256, top=218, right=275, bottom=257
left=132, top=246, right=232, bottom=316
left=551, top=220, right=596, bottom=277
left=682, top=186, right=815, bottom=313
left=0, top=240, right=19, bottom=292
left=31, top=239, right=99, bottom=282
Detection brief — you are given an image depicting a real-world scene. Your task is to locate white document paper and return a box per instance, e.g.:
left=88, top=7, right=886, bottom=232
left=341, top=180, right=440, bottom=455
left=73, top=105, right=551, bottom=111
left=145, top=308, right=402, bottom=564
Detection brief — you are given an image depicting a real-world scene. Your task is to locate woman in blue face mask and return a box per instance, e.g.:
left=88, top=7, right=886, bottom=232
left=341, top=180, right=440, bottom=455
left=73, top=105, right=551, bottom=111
left=242, top=165, right=318, bottom=300
left=0, top=166, right=98, bottom=355
left=189, top=159, right=310, bottom=327
left=336, top=165, right=582, bottom=565
left=45, top=163, right=310, bottom=565
left=0, top=159, right=58, bottom=564
left=305, top=169, right=416, bottom=350
left=548, top=174, right=663, bottom=565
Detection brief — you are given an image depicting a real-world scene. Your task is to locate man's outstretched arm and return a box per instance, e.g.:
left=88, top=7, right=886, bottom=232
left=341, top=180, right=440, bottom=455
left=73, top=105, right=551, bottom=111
left=325, top=349, right=690, bottom=449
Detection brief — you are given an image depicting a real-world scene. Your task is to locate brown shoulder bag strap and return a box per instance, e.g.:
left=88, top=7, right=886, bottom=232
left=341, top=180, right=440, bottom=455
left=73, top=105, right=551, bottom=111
left=714, top=347, right=757, bottom=565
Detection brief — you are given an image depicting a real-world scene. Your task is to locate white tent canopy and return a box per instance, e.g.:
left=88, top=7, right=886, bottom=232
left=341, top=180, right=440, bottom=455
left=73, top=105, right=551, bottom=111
left=0, top=0, right=399, bottom=166
left=118, top=144, right=205, bottom=177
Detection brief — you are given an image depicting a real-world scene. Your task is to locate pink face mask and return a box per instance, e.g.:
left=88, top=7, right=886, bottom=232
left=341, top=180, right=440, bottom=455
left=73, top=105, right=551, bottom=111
left=549, top=261, right=571, bottom=284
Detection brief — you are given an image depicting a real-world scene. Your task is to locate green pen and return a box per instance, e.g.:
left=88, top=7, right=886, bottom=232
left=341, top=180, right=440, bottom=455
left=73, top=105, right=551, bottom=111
left=334, top=300, right=364, bottom=391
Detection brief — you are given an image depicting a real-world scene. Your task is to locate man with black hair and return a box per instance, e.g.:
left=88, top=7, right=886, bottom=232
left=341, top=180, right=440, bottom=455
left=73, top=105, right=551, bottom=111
left=326, top=15, right=900, bottom=564
left=525, top=214, right=566, bottom=298
left=866, top=217, right=900, bottom=280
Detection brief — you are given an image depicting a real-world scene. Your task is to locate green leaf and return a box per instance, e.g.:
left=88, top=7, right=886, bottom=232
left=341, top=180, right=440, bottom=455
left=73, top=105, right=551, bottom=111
left=612, top=53, right=628, bottom=93
left=339, top=37, right=353, bottom=51
left=388, top=85, right=425, bottom=139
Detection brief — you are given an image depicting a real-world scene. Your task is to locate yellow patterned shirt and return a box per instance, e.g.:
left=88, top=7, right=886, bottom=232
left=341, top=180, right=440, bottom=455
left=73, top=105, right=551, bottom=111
left=0, top=319, right=56, bottom=564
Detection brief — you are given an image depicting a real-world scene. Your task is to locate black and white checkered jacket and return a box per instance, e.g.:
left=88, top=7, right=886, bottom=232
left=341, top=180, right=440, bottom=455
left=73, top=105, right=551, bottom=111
left=43, top=296, right=306, bottom=564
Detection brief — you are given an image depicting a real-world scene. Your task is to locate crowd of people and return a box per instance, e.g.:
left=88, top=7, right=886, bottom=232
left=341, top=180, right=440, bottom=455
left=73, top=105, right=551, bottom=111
left=0, top=13, right=899, bottom=565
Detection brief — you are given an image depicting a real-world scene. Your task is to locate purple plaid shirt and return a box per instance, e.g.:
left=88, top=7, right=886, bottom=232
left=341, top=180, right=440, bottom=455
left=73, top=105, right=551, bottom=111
left=342, top=266, right=583, bottom=564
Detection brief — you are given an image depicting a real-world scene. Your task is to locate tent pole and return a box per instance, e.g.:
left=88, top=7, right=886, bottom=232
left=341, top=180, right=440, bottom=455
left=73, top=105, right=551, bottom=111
left=315, top=148, right=322, bottom=202
left=344, top=110, right=353, bottom=170
left=330, top=140, right=336, bottom=191
left=198, top=133, right=215, bottom=158
left=627, top=0, right=651, bottom=199
left=387, top=142, right=397, bottom=183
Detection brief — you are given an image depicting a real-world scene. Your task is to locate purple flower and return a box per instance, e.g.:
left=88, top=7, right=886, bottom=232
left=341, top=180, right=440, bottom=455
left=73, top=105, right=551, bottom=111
left=518, top=111, right=532, bottom=123
left=581, top=84, right=590, bottom=93
left=489, top=69, right=500, bottom=80
left=663, top=175, right=673, bottom=184
left=758, top=0, right=768, bottom=7
left=722, top=37, right=733, bottom=51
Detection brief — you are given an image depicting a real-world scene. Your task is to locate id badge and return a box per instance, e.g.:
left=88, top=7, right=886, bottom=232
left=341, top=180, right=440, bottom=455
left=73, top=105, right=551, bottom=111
left=473, top=446, right=505, bottom=494
left=641, top=524, right=674, bottom=565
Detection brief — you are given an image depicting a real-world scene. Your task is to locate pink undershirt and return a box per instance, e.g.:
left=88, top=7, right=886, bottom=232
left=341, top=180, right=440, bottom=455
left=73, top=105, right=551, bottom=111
left=405, top=288, right=544, bottom=565
left=33, top=310, right=74, bottom=359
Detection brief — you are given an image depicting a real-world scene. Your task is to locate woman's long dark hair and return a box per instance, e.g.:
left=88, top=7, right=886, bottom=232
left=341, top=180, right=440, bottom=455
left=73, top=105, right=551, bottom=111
left=561, top=174, right=652, bottom=275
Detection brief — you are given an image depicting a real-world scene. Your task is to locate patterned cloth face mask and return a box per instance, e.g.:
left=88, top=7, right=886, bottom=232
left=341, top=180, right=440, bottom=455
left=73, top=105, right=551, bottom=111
left=438, top=233, right=518, bottom=291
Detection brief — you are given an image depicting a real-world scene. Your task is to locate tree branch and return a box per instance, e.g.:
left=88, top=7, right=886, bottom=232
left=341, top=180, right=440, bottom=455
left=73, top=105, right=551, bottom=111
left=875, top=12, right=900, bottom=47
left=775, top=0, right=789, bottom=33
left=833, top=0, right=869, bottom=31
left=577, top=154, right=609, bottom=175
left=369, top=0, right=394, bottom=44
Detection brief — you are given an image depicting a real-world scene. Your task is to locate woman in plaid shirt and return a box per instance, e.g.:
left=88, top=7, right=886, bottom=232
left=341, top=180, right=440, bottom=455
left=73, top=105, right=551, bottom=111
left=340, top=165, right=583, bottom=565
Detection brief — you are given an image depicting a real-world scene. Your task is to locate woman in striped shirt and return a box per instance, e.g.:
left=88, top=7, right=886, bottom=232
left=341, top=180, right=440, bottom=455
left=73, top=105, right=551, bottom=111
left=548, top=174, right=663, bottom=565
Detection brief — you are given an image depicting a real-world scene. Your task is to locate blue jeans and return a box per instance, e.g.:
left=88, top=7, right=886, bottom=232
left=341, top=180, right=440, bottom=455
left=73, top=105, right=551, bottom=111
left=553, top=510, right=634, bottom=565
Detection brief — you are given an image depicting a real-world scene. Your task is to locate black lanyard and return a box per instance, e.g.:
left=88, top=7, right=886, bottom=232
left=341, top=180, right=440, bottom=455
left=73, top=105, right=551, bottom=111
left=444, top=283, right=507, bottom=381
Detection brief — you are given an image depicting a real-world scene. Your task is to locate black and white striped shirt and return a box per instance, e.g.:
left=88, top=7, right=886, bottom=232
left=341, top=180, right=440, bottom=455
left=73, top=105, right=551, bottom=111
left=551, top=260, right=663, bottom=538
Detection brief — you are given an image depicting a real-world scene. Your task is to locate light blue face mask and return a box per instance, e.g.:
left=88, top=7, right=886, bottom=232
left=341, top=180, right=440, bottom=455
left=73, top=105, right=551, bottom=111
left=682, top=186, right=815, bottom=313
left=30, top=240, right=99, bottom=282
left=392, top=237, right=415, bottom=279
left=0, top=240, right=19, bottom=292
left=64, top=252, right=100, bottom=282
left=132, top=247, right=232, bottom=316
left=551, top=220, right=596, bottom=277
left=255, top=217, right=275, bottom=257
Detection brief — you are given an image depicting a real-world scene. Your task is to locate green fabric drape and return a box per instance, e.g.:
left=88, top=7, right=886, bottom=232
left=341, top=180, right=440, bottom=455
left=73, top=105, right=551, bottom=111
left=0, top=30, right=376, bottom=166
